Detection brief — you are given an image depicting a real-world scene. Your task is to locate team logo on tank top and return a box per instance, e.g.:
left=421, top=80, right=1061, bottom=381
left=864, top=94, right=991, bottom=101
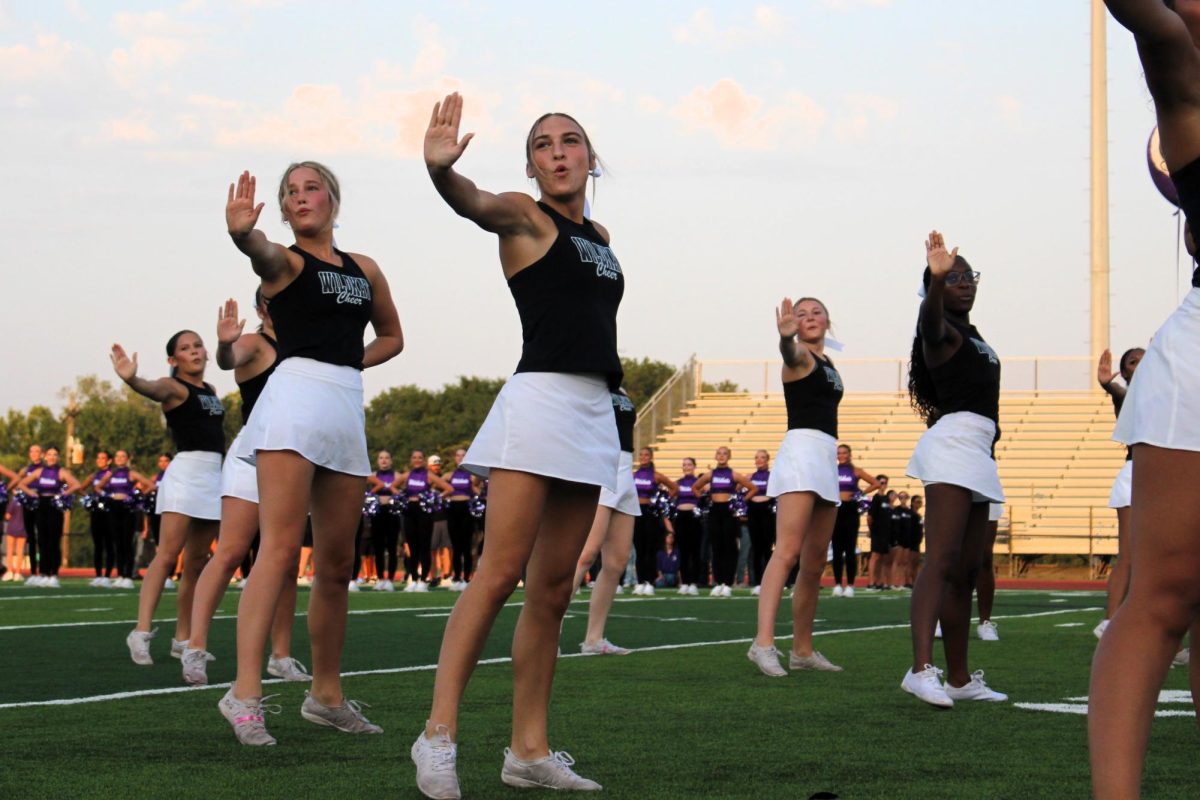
left=317, top=272, right=372, bottom=305
left=970, top=338, right=999, bottom=365
left=199, top=395, right=224, bottom=416
left=612, top=393, right=635, bottom=413
left=823, top=366, right=843, bottom=392
left=570, top=237, right=622, bottom=281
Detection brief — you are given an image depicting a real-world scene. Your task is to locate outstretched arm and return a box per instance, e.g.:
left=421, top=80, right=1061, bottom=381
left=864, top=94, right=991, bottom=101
left=1096, top=349, right=1128, bottom=400
left=226, top=171, right=296, bottom=281
left=776, top=297, right=816, bottom=377
left=109, top=344, right=187, bottom=405
left=215, top=299, right=259, bottom=371
left=425, top=92, right=541, bottom=237
left=918, top=230, right=963, bottom=366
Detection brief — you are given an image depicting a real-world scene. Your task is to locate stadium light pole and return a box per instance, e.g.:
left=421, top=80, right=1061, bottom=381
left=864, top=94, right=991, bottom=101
left=1090, top=0, right=1110, bottom=387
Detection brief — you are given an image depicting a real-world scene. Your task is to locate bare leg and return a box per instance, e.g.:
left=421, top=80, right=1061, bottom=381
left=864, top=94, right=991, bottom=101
left=941, top=503, right=989, bottom=687
left=791, top=502, right=838, bottom=656
left=188, top=497, right=258, bottom=652
left=976, top=521, right=999, bottom=622
left=425, top=470, right=551, bottom=740
left=572, top=505, right=611, bottom=592
left=1104, top=506, right=1132, bottom=619
left=909, top=483, right=974, bottom=672
left=510, top=479, right=599, bottom=759
left=233, top=451, right=313, bottom=701
left=1090, top=445, right=1200, bottom=799
left=583, top=511, right=633, bottom=646
left=305, top=467, right=366, bottom=706
left=269, top=562, right=301, bottom=660
left=754, top=492, right=815, bottom=648
left=135, top=512, right=190, bottom=632
left=174, top=520, right=218, bottom=642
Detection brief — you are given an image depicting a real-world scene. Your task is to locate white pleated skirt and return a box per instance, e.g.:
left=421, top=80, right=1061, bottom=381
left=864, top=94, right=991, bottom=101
left=767, top=428, right=840, bottom=505
left=464, top=372, right=620, bottom=491
left=1114, top=288, right=1200, bottom=452
left=236, top=357, right=370, bottom=477
left=1108, top=461, right=1133, bottom=510
left=988, top=502, right=1004, bottom=522
left=599, top=451, right=641, bottom=516
left=221, top=428, right=259, bottom=504
left=907, top=411, right=1004, bottom=504
left=156, top=451, right=223, bottom=521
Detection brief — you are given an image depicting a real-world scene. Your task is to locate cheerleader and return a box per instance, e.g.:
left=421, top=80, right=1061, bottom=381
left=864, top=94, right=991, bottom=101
left=392, top=450, right=452, bottom=592
left=446, top=448, right=481, bottom=590
left=746, top=450, right=774, bottom=596
left=674, top=458, right=706, bottom=595
left=413, top=94, right=622, bottom=796
left=81, top=451, right=114, bottom=586
left=831, top=445, right=880, bottom=597
left=111, top=331, right=224, bottom=661
left=181, top=298, right=309, bottom=686
left=631, top=447, right=678, bottom=596
left=367, top=450, right=402, bottom=591
left=16, top=446, right=81, bottom=588
left=1091, top=4, right=1200, bottom=793
left=2, top=489, right=26, bottom=582
left=220, top=163, right=402, bottom=745
left=901, top=231, right=1007, bottom=708
left=748, top=298, right=844, bottom=677
left=691, top=447, right=757, bottom=597
left=10, top=445, right=43, bottom=582
left=1093, top=347, right=1143, bottom=639
left=98, top=450, right=151, bottom=591
left=572, top=389, right=639, bottom=654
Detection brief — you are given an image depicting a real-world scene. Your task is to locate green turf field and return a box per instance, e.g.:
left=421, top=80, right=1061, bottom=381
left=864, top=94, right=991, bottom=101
left=0, top=582, right=1195, bottom=799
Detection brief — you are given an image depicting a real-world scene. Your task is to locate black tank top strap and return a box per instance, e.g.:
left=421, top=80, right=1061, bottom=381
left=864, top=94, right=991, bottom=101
left=164, top=379, right=226, bottom=454
left=507, top=203, right=624, bottom=389
left=267, top=245, right=373, bottom=369
left=236, top=334, right=279, bottom=424
left=782, top=354, right=843, bottom=438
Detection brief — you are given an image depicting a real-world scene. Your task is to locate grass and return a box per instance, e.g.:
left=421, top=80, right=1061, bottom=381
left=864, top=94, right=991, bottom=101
left=0, top=581, right=1195, bottom=799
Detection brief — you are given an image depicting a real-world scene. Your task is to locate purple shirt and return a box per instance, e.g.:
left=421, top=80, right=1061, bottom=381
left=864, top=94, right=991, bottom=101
left=657, top=549, right=679, bottom=575
left=449, top=469, right=473, bottom=498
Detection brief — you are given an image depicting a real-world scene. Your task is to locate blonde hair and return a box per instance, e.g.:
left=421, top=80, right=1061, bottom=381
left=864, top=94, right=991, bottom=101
left=277, top=161, right=341, bottom=224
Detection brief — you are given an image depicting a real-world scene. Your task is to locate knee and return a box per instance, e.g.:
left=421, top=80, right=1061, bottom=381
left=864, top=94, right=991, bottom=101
left=472, top=561, right=522, bottom=603
left=772, top=546, right=801, bottom=569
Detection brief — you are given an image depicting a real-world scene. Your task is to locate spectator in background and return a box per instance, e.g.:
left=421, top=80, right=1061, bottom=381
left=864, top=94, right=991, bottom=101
left=2, top=494, right=26, bottom=582
left=866, top=477, right=891, bottom=590
left=890, top=492, right=915, bottom=589
left=429, top=455, right=453, bottom=588
left=656, top=532, right=680, bottom=589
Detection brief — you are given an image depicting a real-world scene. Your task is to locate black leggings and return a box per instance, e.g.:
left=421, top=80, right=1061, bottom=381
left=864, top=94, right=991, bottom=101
left=633, top=511, right=663, bottom=584
left=22, top=505, right=40, bottom=575
left=709, top=502, right=740, bottom=586
left=831, top=502, right=860, bottom=586
left=674, top=509, right=703, bottom=585
left=746, top=501, right=775, bottom=586
left=34, top=504, right=63, bottom=577
left=447, top=501, right=474, bottom=580
left=110, top=505, right=137, bottom=579
left=403, top=504, right=433, bottom=581
left=371, top=511, right=401, bottom=581
left=90, top=509, right=115, bottom=577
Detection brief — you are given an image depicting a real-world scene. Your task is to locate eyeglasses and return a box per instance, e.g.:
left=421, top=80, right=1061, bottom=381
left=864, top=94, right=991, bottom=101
left=945, top=270, right=981, bottom=287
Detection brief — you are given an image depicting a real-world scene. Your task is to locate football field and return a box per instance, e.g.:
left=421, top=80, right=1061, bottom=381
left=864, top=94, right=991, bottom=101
left=0, top=582, right=1195, bottom=799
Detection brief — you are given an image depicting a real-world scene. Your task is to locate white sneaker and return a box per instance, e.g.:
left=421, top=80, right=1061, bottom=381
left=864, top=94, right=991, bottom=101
left=381, top=580, right=396, bottom=592
left=1093, top=619, right=1109, bottom=640
left=236, top=578, right=247, bottom=589
left=348, top=581, right=360, bottom=592
left=218, top=688, right=279, bottom=746
left=126, top=628, right=156, bottom=666
left=12, top=572, right=24, bottom=583
left=404, top=580, right=417, bottom=593
left=44, top=575, right=61, bottom=588
left=614, top=584, right=624, bottom=595
left=643, top=583, right=655, bottom=596
left=901, top=664, right=954, bottom=708
left=89, top=576, right=102, bottom=587
left=501, top=748, right=602, bottom=791
left=690, top=584, right=701, bottom=596
left=0, top=572, right=11, bottom=582
left=832, top=584, right=844, bottom=598
left=163, top=577, right=175, bottom=590
left=723, top=584, right=734, bottom=597
left=580, top=638, right=632, bottom=655
left=977, top=620, right=999, bottom=641
left=632, top=583, right=645, bottom=596
left=750, top=585, right=761, bottom=596
left=945, top=670, right=1008, bottom=702
left=414, top=581, right=429, bottom=593
left=843, top=586, right=855, bottom=598
left=181, top=647, right=215, bottom=686
left=97, top=576, right=112, bottom=588
left=170, top=638, right=188, bottom=659
left=934, top=622, right=943, bottom=639
left=747, top=643, right=787, bottom=677
left=412, top=725, right=461, bottom=800
left=267, top=655, right=313, bottom=682
left=119, top=577, right=135, bottom=589
left=27, top=575, right=44, bottom=587
left=789, top=650, right=843, bottom=672
left=1173, top=648, right=1191, bottom=667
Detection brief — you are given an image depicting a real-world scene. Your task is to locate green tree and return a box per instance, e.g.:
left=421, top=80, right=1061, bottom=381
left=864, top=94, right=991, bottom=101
left=365, top=376, right=505, bottom=463
left=701, top=379, right=744, bottom=393
left=619, top=357, right=676, bottom=407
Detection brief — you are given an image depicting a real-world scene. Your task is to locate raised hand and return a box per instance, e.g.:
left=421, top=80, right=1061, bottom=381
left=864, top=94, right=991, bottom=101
left=776, top=297, right=799, bottom=338
left=227, top=170, right=265, bottom=238
left=424, top=92, right=475, bottom=172
left=925, top=230, right=959, bottom=279
left=110, top=344, right=138, bottom=383
left=1097, top=348, right=1116, bottom=386
left=217, top=298, right=246, bottom=345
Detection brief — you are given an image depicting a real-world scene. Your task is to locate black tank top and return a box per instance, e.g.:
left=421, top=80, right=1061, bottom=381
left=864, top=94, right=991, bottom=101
left=1111, top=392, right=1133, bottom=462
left=164, top=380, right=226, bottom=454
left=927, top=318, right=1001, bottom=428
left=509, top=203, right=624, bottom=389
left=1171, top=156, right=1200, bottom=286
left=611, top=390, right=636, bottom=454
left=267, top=246, right=373, bottom=369
left=783, top=354, right=843, bottom=438
left=236, top=333, right=278, bottom=424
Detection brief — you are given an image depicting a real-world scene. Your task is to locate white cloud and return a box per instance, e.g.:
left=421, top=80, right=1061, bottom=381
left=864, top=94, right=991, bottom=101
left=996, top=95, right=1022, bottom=129
left=820, top=0, right=893, bottom=9
left=638, top=95, right=665, bottom=114
left=99, top=110, right=159, bottom=143
left=0, top=34, right=78, bottom=83
left=673, top=5, right=785, bottom=49
left=65, top=0, right=89, bottom=22
left=834, top=92, right=899, bottom=141
left=108, top=10, right=200, bottom=90
left=670, top=78, right=826, bottom=150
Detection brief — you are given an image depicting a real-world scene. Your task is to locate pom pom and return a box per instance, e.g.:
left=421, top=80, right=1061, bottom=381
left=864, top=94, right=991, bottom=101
left=17, top=493, right=39, bottom=512
left=362, top=494, right=380, bottom=518
left=469, top=495, right=487, bottom=519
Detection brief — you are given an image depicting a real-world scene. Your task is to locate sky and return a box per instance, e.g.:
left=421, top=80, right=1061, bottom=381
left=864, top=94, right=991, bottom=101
left=0, top=0, right=1185, bottom=411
